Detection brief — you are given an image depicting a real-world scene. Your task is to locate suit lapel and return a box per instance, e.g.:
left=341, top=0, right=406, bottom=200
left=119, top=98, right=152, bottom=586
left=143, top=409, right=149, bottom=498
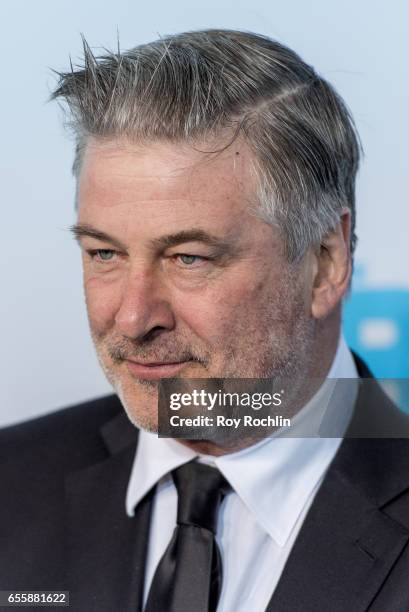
left=266, top=442, right=409, bottom=611
left=267, top=367, right=409, bottom=612
left=66, top=410, right=153, bottom=612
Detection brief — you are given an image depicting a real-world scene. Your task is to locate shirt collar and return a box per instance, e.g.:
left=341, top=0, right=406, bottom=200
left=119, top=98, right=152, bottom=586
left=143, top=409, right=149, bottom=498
left=126, top=335, right=358, bottom=546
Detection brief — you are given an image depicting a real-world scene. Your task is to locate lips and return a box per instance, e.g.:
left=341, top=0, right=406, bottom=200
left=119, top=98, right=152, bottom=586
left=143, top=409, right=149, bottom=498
left=125, top=359, right=190, bottom=380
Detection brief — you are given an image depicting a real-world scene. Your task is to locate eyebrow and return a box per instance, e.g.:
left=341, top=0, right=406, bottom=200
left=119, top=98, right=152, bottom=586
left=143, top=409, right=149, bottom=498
left=69, top=224, right=127, bottom=250
left=69, top=224, right=233, bottom=254
left=151, top=229, right=232, bottom=253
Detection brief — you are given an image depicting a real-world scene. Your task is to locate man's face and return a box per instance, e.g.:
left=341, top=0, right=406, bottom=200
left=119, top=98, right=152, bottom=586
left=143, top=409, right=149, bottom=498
left=76, top=137, right=316, bottom=431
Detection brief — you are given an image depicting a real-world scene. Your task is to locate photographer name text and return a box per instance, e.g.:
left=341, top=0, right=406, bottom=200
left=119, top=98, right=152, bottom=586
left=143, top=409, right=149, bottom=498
left=169, top=415, right=291, bottom=428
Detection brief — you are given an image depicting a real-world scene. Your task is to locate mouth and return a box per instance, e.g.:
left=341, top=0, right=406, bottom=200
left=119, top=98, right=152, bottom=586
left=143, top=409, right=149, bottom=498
left=125, top=359, right=191, bottom=380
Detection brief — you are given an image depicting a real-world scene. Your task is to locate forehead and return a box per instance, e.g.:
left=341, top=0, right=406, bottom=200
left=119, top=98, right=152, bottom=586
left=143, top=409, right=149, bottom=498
left=77, top=137, right=257, bottom=218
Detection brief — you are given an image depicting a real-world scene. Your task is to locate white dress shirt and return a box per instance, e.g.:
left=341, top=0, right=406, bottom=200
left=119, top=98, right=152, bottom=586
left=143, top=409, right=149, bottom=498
left=126, top=336, right=358, bottom=611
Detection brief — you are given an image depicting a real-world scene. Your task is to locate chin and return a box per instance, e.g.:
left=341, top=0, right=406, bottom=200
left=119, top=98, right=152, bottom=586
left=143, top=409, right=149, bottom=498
left=120, top=395, right=159, bottom=432
left=128, top=411, right=159, bottom=433
left=108, top=375, right=158, bottom=431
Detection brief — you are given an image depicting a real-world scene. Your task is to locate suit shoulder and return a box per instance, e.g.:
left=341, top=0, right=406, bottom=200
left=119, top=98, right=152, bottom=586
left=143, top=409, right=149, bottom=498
left=0, top=394, right=123, bottom=468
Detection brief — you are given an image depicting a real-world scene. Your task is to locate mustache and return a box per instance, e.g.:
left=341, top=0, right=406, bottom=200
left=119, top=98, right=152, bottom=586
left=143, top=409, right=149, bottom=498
left=107, top=338, right=206, bottom=365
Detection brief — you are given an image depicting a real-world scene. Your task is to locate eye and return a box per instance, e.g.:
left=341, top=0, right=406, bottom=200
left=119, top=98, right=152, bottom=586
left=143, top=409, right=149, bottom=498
left=176, top=254, right=207, bottom=266
left=88, top=249, right=117, bottom=262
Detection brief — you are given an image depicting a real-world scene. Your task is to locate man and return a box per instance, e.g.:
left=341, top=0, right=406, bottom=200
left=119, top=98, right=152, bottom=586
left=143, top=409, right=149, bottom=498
left=1, top=29, right=409, bottom=612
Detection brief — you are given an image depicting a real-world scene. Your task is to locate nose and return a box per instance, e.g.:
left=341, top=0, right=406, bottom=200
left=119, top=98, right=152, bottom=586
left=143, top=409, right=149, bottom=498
left=114, top=267, right=175, bottom=341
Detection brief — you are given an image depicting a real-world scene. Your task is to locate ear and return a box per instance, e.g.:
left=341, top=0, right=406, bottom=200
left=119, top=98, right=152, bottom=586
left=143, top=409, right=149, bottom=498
left=311, top=209, right=352, bottom=320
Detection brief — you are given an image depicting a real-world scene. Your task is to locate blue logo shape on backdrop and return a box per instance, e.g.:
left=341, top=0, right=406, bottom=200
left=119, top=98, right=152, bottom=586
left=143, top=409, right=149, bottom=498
left=344, top=265, right=409, bottom=411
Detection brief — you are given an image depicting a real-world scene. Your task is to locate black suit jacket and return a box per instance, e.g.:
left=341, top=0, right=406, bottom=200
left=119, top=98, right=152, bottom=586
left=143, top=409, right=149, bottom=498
left=2, top=356, right=409, bottom=611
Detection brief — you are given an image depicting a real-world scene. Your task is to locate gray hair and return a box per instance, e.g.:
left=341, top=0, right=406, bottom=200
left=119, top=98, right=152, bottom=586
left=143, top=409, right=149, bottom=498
left=51, top=29, right=361, bottom=262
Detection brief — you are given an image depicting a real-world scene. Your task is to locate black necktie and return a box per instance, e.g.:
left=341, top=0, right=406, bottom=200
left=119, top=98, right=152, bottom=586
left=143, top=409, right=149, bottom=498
left=144, top=460, right=231, bottom=612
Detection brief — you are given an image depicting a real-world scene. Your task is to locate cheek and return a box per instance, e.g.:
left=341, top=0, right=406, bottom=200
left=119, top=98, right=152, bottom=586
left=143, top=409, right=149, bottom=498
left=84, top=276, right=123, bottom=333
left=174, top=276, right=270, bottom=344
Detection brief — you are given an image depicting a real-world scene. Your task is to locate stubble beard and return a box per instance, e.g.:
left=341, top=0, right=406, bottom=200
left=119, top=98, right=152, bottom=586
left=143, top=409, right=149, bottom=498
left=89, top=294, right=316, bottom=435
left=90, top=333, right=213, bottom=432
